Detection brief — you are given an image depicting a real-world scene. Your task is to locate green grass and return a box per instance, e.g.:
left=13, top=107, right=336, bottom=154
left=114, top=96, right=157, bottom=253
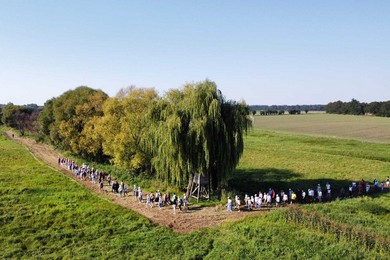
left=1, top=122, right=390, bottom=258
left=301, top=194, right=390, bottom=239
left=0, top=133, right=170, bottom=258
left=231, top=130, right=390, bottom=195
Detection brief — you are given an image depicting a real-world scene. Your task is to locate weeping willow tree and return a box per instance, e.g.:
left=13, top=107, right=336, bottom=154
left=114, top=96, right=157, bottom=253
left=144, top=80, right=251, bottom=191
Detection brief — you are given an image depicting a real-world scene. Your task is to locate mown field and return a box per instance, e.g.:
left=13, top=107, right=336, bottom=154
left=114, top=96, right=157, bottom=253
left=253, top=113, right=390, bottom=143
left=1, top=112, right=390, bottom=258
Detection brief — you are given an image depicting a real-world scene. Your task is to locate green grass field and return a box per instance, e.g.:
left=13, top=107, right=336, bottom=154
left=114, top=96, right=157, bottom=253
left=1, top=113, right=390, bottom=258
left=232, top=130, right=390, bottom=194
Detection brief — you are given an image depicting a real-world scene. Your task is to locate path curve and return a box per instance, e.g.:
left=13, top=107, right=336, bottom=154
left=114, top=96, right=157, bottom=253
left=5, top=131, right=267, bottom=233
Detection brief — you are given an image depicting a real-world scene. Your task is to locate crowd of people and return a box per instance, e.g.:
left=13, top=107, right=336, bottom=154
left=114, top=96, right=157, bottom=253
left=227, top=177, right=390, bottom=212
left=57, top=156, right=188, bottom=214
left=57, top=156, right=388, bottom=214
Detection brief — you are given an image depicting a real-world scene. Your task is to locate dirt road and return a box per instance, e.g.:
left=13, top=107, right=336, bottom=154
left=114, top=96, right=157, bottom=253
left=5, top=131, right=265, bottom=233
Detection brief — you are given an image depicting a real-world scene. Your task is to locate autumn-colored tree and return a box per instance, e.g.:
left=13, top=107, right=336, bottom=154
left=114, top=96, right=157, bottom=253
left=2, top=103, right=40, bottom=135
left=98, top=86, right=158, bottom=171
left=13, top=109, right=39, bottom=135
left=38, top=86, right=108, bottom=160
left=38, top=82, right=250, bottom=188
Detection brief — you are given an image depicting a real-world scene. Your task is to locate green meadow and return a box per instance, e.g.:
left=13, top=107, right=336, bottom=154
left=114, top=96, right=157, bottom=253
left=232, top=129, right=390, bottom=194
left=1, top=112, right=390, bottom=258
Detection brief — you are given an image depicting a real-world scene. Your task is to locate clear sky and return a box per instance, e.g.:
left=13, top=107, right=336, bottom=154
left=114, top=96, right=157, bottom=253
left=1, top=1, right=389, bottom=106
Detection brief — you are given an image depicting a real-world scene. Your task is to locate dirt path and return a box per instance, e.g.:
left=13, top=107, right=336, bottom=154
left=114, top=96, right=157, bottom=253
left=5, top=131, right=267, bottom=233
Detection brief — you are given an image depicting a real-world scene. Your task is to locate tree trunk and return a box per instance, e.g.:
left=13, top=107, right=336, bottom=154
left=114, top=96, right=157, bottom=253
left=186, top=174, right=193, bottom=199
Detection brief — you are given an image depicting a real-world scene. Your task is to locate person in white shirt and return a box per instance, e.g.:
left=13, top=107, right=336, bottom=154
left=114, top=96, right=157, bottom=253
left=227, top=197, right=233, bottom=211
left=308, top=189, right=315, bottom=202
left=266, top=194, right=272, bottom=206
left=282, top=193, right=288, bottom=204
left=275, top=194, right=280, bottom=207
left=235, top=195, right=241, bottom=212
left=317, top=190, right=322, bottom=202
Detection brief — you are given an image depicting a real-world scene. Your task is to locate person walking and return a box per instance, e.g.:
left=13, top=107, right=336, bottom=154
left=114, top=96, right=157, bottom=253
left=227, top=197, right=233, bottom=212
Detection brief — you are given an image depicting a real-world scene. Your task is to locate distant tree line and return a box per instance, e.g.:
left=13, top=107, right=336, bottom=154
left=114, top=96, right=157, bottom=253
left=257, top=110, right=281, bottom=115
left=253, top=109, right=304, bottom=116
left=31, top=80, right=251, bottom=191
left=0, top=103, right=41, bottom=135
left=326, top=99, right=390, bottom=117
left=250, top=104, right=326, bottom=112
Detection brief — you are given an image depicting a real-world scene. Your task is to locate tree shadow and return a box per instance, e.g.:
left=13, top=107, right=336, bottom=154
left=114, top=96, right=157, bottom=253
left=229, top=168, right=302, bottom=195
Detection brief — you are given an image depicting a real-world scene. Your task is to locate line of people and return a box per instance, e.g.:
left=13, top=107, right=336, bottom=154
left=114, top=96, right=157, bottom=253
left=227, top=178, right=390, bottom=212
left=58, top=156, right=115, bottom=193
left=57, top=156, right=389, bottom=214
left=133, top=187, right=188, bottom=214
left=58, top=156, right=188, bottom=214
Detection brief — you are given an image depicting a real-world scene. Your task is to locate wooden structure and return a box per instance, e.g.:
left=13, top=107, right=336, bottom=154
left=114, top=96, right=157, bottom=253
left=189, top=173, right=210, bottom=202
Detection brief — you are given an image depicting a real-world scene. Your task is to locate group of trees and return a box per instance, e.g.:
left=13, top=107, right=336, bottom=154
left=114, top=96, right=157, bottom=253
left=256, top=110, right=281, bottom=115
left=0, top=103, right=41, bottom=135
left=250, top=104, right=325, bottom=112
left=288, top=109, right=303, bottom=115
left=37, top=81, right=252, bottom=190
left=326, top=99, right=390, bottom=117
left=254, top=109, right=308, bottom=116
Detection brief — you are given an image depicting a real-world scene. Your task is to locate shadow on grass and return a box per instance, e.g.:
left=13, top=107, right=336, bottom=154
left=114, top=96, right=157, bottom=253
left=229, top=168, right=304, bottom=195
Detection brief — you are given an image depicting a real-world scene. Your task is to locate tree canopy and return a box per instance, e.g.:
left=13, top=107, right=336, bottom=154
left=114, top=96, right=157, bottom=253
left=2, top=103, right=40, bottom=135
left=38, top=86, right=108, bottom=159
left=326, top=99, right=390, bottom=117
left=98, top=86, right=158, bottom=171
left=144, top=80, right=252, bottom=189
left=37, top=81, right=251, bottom=190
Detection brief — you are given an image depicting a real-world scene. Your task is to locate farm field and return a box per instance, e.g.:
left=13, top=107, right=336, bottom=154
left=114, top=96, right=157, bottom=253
left=1, top=124, right=390, bottom=258
left=253, top=113, right=390, bottom=143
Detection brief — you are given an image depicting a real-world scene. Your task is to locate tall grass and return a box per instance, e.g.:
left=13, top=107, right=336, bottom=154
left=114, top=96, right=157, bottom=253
left=301, top=194, right=390, bottom=239
left=281, top=205, right=389, bottom=253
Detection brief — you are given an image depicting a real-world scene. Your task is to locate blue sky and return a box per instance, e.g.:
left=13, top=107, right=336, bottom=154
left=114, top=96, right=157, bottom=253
left=1, top=1, right=389, bottom=105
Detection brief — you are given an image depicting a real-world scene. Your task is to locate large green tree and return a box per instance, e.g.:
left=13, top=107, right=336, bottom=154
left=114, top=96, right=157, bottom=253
left=37, top=99, right=55, bottom=142
left=144, top=80, right=251, bottom=190
left=38, top=86, right=108, bottom=159
left=1, top=103, right=20, bottom=127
